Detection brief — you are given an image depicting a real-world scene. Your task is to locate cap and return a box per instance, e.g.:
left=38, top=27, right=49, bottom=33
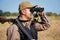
left=19, top=1, right=34, bottom=10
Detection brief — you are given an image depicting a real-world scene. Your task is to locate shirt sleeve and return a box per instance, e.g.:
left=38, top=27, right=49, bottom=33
left=7, top=24, right=14, bottom=40
left=34, top=14, right=51, bottom=31
left=7, top=24, right=20, bottom=40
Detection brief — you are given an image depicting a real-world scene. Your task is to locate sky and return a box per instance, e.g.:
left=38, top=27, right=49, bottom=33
left=0, top=0, right=60, bottom=14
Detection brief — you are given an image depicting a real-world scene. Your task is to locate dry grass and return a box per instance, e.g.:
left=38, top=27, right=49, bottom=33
left=38, top=16, right=60, bottom=40
left=0, top=16, right=60, bottom=40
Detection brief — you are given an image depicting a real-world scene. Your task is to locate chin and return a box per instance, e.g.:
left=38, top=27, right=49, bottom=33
left=27, top=17, right=32, bottom=20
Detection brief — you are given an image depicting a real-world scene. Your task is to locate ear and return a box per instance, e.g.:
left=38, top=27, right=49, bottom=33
left=21, top=9, right=26, bottom=15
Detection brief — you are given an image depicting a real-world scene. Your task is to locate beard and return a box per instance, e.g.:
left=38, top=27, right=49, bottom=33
left=26, top=14, right=33, bottom=20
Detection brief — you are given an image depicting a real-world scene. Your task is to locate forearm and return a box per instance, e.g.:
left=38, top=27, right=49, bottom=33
left=40, top=14, right=50, bottom=29
left=33, top=6, right=50, bottom=31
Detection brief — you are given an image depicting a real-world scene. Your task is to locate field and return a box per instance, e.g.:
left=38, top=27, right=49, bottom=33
left=0, top=16, right=60, bottom=40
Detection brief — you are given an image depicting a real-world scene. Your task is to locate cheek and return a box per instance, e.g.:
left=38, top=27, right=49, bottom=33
left=26, top=10, right=31, bottom=15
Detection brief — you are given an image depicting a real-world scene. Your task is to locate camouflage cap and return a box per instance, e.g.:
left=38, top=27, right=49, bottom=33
left=19, top=1, right=34, bottom=10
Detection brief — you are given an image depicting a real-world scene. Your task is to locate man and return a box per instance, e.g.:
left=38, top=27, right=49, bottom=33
left=7, top=1, right=50, bottom=40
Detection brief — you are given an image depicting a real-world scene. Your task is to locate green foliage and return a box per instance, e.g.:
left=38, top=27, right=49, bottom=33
left=58, top=14, right=60, bottom=16
left=46, top=12, right=57, bottom=16
left=0, top=9, right=59, bottom=17
left=0, top=10, right=3, bottom=16
left=0, top=10, right=19, bottom=16
left=3, top=12, right=11, bottom=16
left=11, top=12, right=19, bottom=16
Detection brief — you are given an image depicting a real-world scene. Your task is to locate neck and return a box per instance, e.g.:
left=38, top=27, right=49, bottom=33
left=19, top=15, right=29, bottom=20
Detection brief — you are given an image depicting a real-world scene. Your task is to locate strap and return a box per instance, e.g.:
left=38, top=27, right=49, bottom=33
left=15, top=19, right=35, bottom=40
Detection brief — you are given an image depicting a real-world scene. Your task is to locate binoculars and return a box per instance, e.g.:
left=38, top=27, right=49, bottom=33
left=30, top=7, right=44, bottom=12
left=30, top=7, right=44, bottom=17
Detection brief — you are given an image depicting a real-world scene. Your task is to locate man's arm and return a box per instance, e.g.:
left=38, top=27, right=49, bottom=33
left=7, top=24, right=13, bottom=40
left=7, top=24, right=20, bottom=40
left=34, top=12, right=50, bottom=31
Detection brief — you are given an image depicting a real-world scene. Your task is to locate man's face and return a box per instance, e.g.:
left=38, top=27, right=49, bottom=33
left=23, top=8, right=33, bottom=20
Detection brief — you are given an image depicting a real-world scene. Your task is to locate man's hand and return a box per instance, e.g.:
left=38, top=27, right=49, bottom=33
left=38, top=11, right=44, bottom=16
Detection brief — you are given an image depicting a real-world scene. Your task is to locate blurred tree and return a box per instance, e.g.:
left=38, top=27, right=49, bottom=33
left=58, top=14, right=60, bottom=16
left=11, top=12, right=19, bottom=16
left=4, top=12, right=11, bottom=16
left=46, top=12, right=57, bottom=16
left=0, top=10, right=3, bottom=16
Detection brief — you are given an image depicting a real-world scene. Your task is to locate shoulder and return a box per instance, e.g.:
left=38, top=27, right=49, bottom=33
left=7, top=24, right=18, bottom=31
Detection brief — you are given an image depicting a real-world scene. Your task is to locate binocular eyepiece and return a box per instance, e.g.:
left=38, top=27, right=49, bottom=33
left=30, top=7, right=44, bottom=12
